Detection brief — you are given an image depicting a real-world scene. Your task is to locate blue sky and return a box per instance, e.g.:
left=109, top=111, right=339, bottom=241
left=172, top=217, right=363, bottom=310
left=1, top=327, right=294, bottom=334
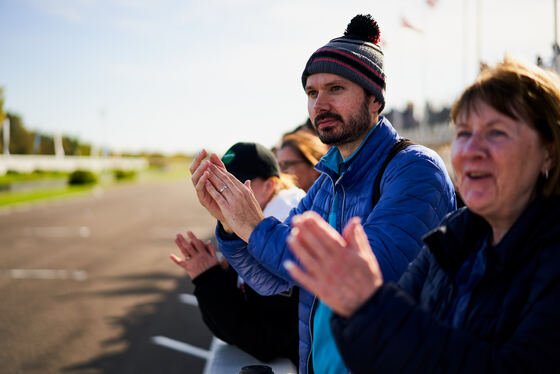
left=1, top=0, right=556, bottom=155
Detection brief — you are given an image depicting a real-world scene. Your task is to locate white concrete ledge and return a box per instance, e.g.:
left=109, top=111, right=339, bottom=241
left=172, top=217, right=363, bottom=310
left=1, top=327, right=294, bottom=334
left=0, top=155, right=148, bottom=175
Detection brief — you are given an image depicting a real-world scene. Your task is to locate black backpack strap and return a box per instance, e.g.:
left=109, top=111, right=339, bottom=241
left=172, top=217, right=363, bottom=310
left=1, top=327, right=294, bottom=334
left=372, top=138, right=415, bottom=206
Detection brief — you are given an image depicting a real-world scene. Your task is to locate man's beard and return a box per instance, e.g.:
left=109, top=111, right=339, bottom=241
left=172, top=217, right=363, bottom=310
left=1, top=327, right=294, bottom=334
left=313, top=97, right=372, bottom=147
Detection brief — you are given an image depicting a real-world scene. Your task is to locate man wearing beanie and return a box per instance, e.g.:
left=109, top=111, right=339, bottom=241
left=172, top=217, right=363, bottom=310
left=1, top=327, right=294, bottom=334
left=190, top=14, right=456, bottom=373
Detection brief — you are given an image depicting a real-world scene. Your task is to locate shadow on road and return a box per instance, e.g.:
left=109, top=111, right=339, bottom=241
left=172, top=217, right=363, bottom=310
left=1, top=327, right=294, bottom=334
left=60, top=274, right=212, bottom=374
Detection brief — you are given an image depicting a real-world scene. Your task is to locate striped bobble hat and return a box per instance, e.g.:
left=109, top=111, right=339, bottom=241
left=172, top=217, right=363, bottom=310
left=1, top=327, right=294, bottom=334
left=301, top=14, right=386, bottom=112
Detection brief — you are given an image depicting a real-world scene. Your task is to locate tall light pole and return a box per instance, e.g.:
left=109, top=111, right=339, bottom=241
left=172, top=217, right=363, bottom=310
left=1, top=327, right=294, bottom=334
left=554, top=0, right=558, bottom=48
left=553, top=0, right=560, bottom=73
left=462, top=0, right=469, bottom=87
left=476, top=0, right=483, bottom=68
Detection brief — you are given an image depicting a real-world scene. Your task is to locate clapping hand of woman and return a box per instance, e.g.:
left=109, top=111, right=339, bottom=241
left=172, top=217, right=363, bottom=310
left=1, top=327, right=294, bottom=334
left=170, top=231, right=221, bottom=280
left=284, top=211, right=383, bottom=317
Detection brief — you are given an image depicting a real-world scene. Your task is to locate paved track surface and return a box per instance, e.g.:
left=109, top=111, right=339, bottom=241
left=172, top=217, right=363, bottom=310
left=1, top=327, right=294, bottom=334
left=0, top=180, right=218, bottom=374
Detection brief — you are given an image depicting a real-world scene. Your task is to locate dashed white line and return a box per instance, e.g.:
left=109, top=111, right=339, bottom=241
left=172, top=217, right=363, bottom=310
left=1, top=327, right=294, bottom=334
left=178, top=293, right=199, bottom=306
left=22, top=226, right=91, bottom=238
left=6, top=269, right=88, bottom=281
left=151, top=336, right=211, bottom=360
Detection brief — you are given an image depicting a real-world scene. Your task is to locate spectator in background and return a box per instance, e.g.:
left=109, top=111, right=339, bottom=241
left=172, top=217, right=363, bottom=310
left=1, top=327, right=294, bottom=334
left=171, top=142, right=304, bottom=366
left=277, top=131, right=328, bottom=192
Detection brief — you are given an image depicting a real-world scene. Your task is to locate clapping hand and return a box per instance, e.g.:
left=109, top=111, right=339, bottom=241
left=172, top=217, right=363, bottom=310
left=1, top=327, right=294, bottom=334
left=189, top=149, right=264, bottom=242
left=284, top=212, right=383, bottom=317
left=170, top=231, right=220, bottom=280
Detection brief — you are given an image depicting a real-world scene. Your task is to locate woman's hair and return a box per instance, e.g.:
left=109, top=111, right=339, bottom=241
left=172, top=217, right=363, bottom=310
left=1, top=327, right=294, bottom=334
left=280, top=131, right=329, bottom=167
left=451, top=57, right=560, bottom=197
left=271, top=174, right=298, bottom=195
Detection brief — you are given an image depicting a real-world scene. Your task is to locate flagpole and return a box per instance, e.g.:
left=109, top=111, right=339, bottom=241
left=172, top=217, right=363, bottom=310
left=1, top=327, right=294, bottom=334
left=476, top=0, right=482, bottom=67
left=463, top=0, right=469, bottom=86
left=554, top=0, right=558, bottom=48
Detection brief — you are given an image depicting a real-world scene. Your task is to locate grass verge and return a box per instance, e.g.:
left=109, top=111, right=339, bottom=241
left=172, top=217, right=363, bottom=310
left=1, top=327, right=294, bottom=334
left=0, top=185, right=94, bottom=207
left=0, top=158, right=192, bottom=208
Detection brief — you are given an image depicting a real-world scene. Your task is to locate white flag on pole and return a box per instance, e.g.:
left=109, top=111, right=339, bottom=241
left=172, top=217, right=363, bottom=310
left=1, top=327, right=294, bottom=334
left=54, top=132, right=65, bottom=158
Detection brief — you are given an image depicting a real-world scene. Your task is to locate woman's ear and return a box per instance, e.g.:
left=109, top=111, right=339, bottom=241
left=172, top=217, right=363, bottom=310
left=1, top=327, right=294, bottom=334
left=265, top=177, right=276, bottom=199
left=543, top=141, right=556, bottom=173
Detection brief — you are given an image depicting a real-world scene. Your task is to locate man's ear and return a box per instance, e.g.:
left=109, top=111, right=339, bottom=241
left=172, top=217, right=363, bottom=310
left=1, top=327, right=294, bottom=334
left=368, top=96, right=382, bottom=116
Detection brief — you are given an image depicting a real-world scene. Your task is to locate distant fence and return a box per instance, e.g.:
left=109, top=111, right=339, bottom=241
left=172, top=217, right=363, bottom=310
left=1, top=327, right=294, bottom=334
left=0, top=155, right=149, bottom=176
left=396, top=122, right=453, bottom=147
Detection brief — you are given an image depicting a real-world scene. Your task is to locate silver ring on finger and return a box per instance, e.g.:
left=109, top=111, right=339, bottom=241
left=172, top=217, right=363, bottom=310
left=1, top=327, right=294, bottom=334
left=185, top=255, right=192, bottom=260
left=219, top=185, right=229, bottom=193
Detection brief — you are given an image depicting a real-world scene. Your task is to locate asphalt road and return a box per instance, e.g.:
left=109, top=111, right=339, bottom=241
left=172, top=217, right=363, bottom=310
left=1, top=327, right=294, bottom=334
left=0, top=179, right=218, bottom=374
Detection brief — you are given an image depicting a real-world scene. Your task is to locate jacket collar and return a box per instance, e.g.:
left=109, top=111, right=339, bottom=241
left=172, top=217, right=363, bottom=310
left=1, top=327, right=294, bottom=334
left=423, top=208, right=489, bottom=272
left=424, top=196, right=560, bottom=274
left=315, top=116, right=398, bottom=183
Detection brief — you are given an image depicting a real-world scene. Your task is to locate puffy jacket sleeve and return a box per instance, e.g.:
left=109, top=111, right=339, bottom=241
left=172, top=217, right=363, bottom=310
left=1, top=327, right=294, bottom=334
left=247, top=178, right=320, bottom=282
left=331, top=249, right=560, bottom=373
left=216, top=224, right=292, bottom=296
left=361, top=146, right=456, bottom=282
left=217, top=178, right=321, bottom=295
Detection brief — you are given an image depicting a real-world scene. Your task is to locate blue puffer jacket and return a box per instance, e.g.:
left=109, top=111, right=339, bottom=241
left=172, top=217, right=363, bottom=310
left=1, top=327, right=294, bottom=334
left=217, top=117, right=456, bottom=373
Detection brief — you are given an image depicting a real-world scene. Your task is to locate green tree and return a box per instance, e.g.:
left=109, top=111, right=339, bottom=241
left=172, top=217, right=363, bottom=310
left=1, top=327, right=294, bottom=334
left=38, top=134, right=54, bottom=155
left=0, top=87, right=98, bottom=156
left=62, top=136, right=80, bottom=155
left=0, top=87, right=4, bottom=154
left=6, top=113, right=33, bottom=154
left=76, top=144, right=91, bottom=156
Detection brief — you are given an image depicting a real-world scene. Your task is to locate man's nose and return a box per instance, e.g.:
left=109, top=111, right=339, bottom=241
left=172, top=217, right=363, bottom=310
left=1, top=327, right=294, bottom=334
left=313, top=92, right=330, bottom=112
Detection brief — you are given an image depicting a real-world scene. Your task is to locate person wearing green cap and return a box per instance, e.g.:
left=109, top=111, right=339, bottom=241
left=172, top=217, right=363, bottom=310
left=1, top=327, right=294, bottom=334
left=171, top=142, right=303, bottom=366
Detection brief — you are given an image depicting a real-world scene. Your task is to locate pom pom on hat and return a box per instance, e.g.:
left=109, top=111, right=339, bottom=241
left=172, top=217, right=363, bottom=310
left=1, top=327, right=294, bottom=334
left=301, top=13, right=386, bottom=112
left=344, top=14, right=381, bottom=44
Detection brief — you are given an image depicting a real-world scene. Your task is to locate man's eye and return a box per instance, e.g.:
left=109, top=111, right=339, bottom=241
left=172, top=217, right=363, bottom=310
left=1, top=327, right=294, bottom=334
left=307, top=90, right=317, bottom=97
left=331, top=86, right=343, bottom=92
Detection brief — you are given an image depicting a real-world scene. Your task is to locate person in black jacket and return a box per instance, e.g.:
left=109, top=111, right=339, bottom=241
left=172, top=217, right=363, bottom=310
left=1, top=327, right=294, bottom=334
left=284, top=57, right=560, bottom=373
left=171, top=142, right=303, bottom=366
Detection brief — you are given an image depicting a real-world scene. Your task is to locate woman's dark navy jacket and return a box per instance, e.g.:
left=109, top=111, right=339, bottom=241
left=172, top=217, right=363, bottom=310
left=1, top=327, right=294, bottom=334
left=217, top=118, right=457, bottom=373
left=331, top=197, right=560, bottom=373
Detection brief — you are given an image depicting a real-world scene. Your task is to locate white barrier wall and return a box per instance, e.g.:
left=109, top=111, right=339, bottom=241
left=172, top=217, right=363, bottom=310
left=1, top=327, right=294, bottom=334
left=0, top=155, right=148, bottom=176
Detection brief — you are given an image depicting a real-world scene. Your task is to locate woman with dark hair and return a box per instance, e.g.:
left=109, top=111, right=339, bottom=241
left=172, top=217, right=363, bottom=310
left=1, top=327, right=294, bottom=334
left=285, top=57, right=560, bottom=373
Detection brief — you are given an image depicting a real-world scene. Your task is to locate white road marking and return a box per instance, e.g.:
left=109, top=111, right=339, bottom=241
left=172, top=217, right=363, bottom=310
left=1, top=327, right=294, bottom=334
left=151, top=336, right=211, bottom=360
left=178, top=293, right=199, bottom=306
left=202, top=338, right=224, bottom=374
left=22, top=226, right=91, bottom=238
left=6, top=269, right=88, bottom=281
